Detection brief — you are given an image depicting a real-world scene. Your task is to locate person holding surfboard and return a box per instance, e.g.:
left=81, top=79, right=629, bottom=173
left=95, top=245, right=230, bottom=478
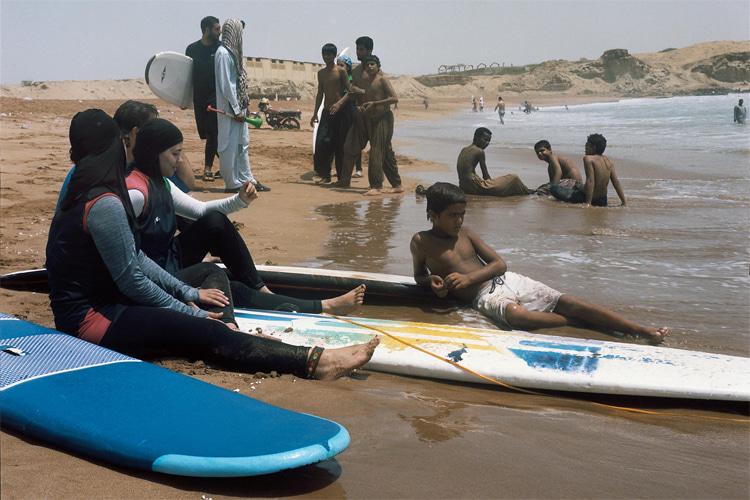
left=311, top=43, right=355, bottom=185
left=186, top=15, right=221, bottom=182
left=215, top=18, right=270, bottom=193
left=46, top=109, right=378, bottom=380
left=410, top=182, right=668, bottom=344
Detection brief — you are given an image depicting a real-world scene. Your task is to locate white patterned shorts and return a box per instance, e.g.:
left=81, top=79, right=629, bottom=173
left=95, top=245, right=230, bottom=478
left=472, top=272, right=563, bottom=327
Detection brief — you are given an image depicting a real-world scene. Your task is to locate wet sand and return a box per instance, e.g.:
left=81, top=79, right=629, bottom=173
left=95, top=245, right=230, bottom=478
left=1, top=95, right=748, bottom=499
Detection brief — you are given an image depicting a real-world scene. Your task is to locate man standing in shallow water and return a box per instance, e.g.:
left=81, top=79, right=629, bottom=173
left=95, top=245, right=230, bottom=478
left=734, top=98, right=747, bottom=124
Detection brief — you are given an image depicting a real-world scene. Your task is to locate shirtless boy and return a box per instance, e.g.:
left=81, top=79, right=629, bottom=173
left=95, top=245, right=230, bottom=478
left=311, top=43, right=354, bottom=184
left=337, top=54, right=402, bottom=195
left=457, top=128, right=531, bottom=197
left=409, top=182, right=667, bottom=344
left=551, top=134, right=626, bottom=206
left=533, top=139, right=582, bottom=195
left=493, top=96, right=505, bottom=124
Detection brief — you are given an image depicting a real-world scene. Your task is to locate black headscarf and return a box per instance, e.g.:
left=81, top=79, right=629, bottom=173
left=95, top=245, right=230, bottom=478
left=131, top=118, right=183, bottom=189
left=59, top=109, right=139, bottom=232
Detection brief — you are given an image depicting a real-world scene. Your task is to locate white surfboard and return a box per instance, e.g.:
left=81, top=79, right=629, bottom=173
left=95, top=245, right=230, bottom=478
left=235, top=308, right=750, bottom=402
left=145, top=51, right=194, bottom=109
left=313, top=47, right=349, bottom=154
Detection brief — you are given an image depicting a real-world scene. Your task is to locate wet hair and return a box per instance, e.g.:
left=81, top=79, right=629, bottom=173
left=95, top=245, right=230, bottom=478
left=587, top=133, right=607, bottom=154
left=201, top=16, right=220, bottom=33
left=498, top=96, right=502, bottom=100
left=113, top=100, right=158, bottom=137
left=322, top=43, right=337, bottom=55
left=426, top=183, right=466, bottom=218
left=362, top=54, right=381, bottom=68
left=356, top=36, right=374, bottom=51
left=473, top=127, right=491, bottom=142
left=534, top=139, right=551, bottom=151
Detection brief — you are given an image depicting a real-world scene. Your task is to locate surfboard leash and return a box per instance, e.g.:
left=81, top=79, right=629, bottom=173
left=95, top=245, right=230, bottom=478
left=323, top=313, right=749, bottom=423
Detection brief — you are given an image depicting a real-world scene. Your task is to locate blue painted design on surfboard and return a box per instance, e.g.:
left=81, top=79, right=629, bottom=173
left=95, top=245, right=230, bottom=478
left=509, top=348, right=600, bottom=374
left=0, top=314, right=350, bottom=477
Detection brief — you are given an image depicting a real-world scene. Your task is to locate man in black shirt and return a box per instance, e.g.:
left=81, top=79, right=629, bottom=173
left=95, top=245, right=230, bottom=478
left=186, top=16, right=221, bottom=181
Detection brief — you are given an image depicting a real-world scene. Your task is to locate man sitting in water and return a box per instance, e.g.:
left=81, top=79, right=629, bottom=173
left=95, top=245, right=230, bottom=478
left=457, top=128, right=532, bottom=197
left=550, top=133, right=626, bottom=207
left=533, top=139, right=583, bottom=195
left=410, top=182, right=667, bottom=344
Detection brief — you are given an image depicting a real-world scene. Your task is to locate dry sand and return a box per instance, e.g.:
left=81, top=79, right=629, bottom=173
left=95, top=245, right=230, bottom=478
left=1, top=87, right=748, bottom=499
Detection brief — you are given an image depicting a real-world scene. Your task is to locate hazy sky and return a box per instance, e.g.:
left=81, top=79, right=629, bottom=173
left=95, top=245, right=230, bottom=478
left=1, top=0, right=748, bottom=84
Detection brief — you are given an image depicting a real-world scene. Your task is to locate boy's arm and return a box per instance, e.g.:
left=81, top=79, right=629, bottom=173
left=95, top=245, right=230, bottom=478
left=610, top=165, right=627, bottom=206
left=330, top=67, right=353, bottom=114
left=361, top=75, right=398, bottom=114
left=548, top=157, right=562, bottom=184
left=443, top=228, right=507, bottom=292
left=478, top=151, right=491, bottom=180
left=410, top=233, right=448, bottom=298
left=582, top=156, right=595, bottom=205
left=310, top=72, right=324, bottom=127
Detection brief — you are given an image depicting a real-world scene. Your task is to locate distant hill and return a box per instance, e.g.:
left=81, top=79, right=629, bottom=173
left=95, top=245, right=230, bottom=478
left=2, top=41, right=747, bottom=101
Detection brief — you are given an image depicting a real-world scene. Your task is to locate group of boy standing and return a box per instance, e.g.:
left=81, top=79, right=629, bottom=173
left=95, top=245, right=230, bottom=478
left=311, top=37, right=403, bottom=196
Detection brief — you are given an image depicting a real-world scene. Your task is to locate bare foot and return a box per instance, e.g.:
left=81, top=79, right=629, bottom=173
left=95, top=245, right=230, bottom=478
left=641, top=326, right=668, bottom=345
left=312, top=337, right=380, bottom=380
left=321, top=284, right=365, bottom=316
left=389, top=186, right=404, bottom=194
left=315, top=177, right=332, bottom=185
left=363, top=188, right=382, bottom=196
left=331, top=181, right=350, bottom=188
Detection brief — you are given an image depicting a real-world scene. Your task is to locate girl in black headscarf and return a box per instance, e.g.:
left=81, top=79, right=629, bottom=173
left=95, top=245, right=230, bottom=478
left=46, top=109, right=378, bottom=379
left=128, top=118, right=367, bottom=317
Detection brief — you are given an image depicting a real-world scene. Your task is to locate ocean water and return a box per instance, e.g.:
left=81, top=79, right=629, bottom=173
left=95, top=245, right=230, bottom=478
left=301, top=94, right=750, bottom=356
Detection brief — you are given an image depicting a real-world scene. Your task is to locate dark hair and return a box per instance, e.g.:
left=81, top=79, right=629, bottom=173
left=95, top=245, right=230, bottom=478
left=201, top=16, right=220, bottom=33
left=113, top=100, right=158, bottom=137
left=356, top=36, right=374, bottom=51
left=362, top=54, right=381, bottom=68
left=587, top=133, right=607, bottom=154
left=322, top=43, right=337, bottom=55
left=498, top=96, right=502, bottom=100
left=534, top=139, right=551, bottom=151
left=473, top=127, right=491, bottom=142
left=426, top=183, right=466, bottom=217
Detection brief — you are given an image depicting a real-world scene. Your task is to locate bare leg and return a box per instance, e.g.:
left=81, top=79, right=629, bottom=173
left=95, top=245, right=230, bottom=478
left=312, top=337, right=380, bottom=380
left=505, top=303, right=572, bottom=330
left=553, top=295, right=667, bottom=345
left=321, top=284, right=365, bottom=316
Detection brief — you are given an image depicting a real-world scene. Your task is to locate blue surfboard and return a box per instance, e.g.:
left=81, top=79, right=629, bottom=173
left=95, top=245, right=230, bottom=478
left=0, top=313, right=350, bottom=477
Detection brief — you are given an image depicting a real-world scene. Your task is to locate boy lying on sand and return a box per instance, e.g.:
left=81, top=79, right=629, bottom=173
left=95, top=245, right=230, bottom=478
left=409, top=182, right=667, bottom=344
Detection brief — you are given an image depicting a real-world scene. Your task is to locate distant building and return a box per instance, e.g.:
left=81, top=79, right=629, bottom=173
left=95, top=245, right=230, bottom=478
left=244, top=57, right=324, bottom=82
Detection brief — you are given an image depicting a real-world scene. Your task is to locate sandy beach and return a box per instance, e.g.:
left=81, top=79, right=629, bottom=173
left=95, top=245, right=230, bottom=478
left=1, top=87, right=748, bottom=500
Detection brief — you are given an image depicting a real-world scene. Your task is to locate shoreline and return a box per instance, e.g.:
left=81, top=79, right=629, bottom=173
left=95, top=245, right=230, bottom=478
left=6, top=91, right=748, bottom=500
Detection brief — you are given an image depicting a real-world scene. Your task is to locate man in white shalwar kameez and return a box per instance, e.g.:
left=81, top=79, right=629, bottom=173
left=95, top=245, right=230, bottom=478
left=215, top=19, right=269, bottom=192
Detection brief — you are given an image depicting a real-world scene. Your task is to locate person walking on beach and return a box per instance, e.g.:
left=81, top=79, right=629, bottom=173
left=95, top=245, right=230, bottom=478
left=734, top=98, right=747, bottom=124
left=311, top=43, right=354, bottom=185
left=409, top=182, right=668, bottom=344
left=457, top=128, right=531, bottom=197
left=550, top=134, right=626, bottom=207
left=215, top=18, right=269, bottom=193
left=494, top=96, right=505, bottom=124
left=186, top=16, right=221, bottom=182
